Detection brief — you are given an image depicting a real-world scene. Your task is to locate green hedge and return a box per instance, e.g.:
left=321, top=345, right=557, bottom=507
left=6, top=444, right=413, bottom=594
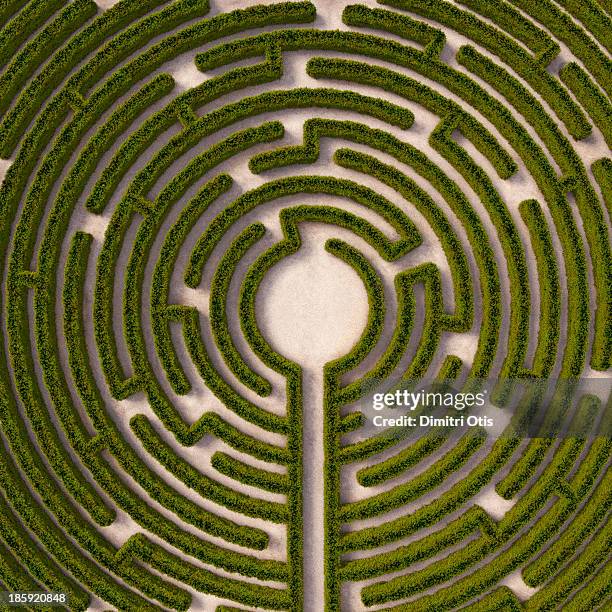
left=64, top=235, right=290, bottom=580
left=522, top=440, right=612, bottom=586
left=456, top=0, right=560, bottom=63
left=356, top=435, right=446, bottom=487
left=250, top=118, right=473, bottom=369
left=592, top=157, right=611, bottom=220
left=457, top=45, right=609, bottom=372
left=367, top=432, right=604, bottom=609
left=0, top=0, right=97, bottom=120
left=341, top=434, right=484, bottom=522
left=187, top=174, right=420, bottom=287
left=519, top=200, right=561, bottom=377
left=380, top=0, right=591, bottom=139
left=0, top=0, right=70, bottom=70
left=560, top=62, right=612, bottom=149
left=201, top=27, right=515, bottom=180
left=131, top=414, right=288, bottom=523
left=0, top=0, right=26, bottom=30
left=211, top=452, right=289, bottom=494
left=340, top=439, right=518, bottom=552
left=554, top=0, right=612, bottom=54
left=0, top=0, right=608, bottom=608
left=343, top=4, right=446, bottom=57
left=340, top=506, right=492, bottom=581
left=210, top=224, right=272, bottom=396
left=0, top=0, right=198, bottom=156
left=507, top=0, right=611, bottom=98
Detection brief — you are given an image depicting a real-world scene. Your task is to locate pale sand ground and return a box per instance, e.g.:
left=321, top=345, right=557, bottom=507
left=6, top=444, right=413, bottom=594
left=0, top=0, right=609, bottom=610
left=93, top=0, right=120, bottom=8
left=261, top=234, right=370, bottom=610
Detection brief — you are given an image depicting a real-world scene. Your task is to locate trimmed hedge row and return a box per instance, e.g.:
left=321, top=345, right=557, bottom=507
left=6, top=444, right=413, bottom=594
left=4, top=80, right=266, bottom=596
left=380, top=0, right=591, bottom=139
left=455, top=0, right=560, bottom=63
left=304, top=58, right=505, bottom=376
left=351, top=370, right=462, bottom=490
left=250, top=116, right=473, bottom=344
left=0, top=0, right=26, bottom=31
left=79, top=0, right=313, bottom=96
left=65, top=235, right=293, bottom=577
left=250, top=118, right=474, bottom=368
left=563, top=560, right=612, bottom=611
left=497, top=389, right=601, bottom=499
left=74, top=72, right=176, bottom=210
left=87, top=125, right=288, bottom=440
left=592, top=157, right=611, bottom=220
left=0, top=0, right=97, bottom=120
left=356, top=435, right=446, bottom=487
left=129, top=534, right=291, bottom=611
left=199, top=411, right=290, bottom=465
left=84, top=2, right=316, bottom=213
left=235, top=199, right=426, bottom=610
left=366, top=431, right=605, bottom=609
left=152, top=175, right=233, bottom=396
left=0, top=80, right=175, bottom=607
left=456, top=45, right=608, bottom=372
left=292, top=26, right=609, bottom=380
left=148, top=122, right=282, bottom=399
left=0, top=41, right=302, bottom=604
left=428, top=110, right=530, bottom=390
left=211, top=452, right=289, bottom=494
left=0, top=0, right=608, bottom=608
left=523, top=514, right=611, bottom=611
left=187, top=174, right=420, bottom=287
left=0, top=478, right=89, bottom=609
left=341, top=433, right=484, bottom=521
left=318, top=9, right=606, bottom=366
left=522, top=439, right=612, bottom=586
left=0, top=0, right=69, bottom=69
left=495, top=438, right=553, bottom=499
left=340, top=439, right=518, bottom=552
left=89, top=82, right=411, bottom=215
left=319, top=253, right=475, bottom=609
left=131, top=413, right=289, bottom=523
left=506, top=0, right=612, bottom=97
left=210, top=224, right=272, bottom=397
left=114, top=125, right=288, bottom=438
left=460, top=587, right=522, bottom=611
left=343, top=4, right=446, bottom=57
left=0, top=57, right=215, bottom=609
left=0, top=2, right=314, bottom=609
left=294, top=20, right=606, bottom=374
left=331, top=6, right=605, bottom=370
left=0, top=0, right=201, bottom=157
left=336, top=254, right=414, bottom=408
left=181, top=305, right=287, bottom=437
left=518, top=199, right=561, bottom=377
left=555, top=0, right=612, bottom=53
left=236, top=228, right=310, bottom=610
left=0, top=0, right=310, bottom=167
left=340, top=505, right=492, bottom=581
left=199, top=27, right=515, bottom=180
left=338, top=273, right=462, bottom=465
left=560, top=62, right=612, bottom=149
left=325, top=238, right=386, bottom=376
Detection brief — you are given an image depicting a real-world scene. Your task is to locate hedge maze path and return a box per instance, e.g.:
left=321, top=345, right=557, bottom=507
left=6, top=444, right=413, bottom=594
left=0, top=0, right=610, bottom=610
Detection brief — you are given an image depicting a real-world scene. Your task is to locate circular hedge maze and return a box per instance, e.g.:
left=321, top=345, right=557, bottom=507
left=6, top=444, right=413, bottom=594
left=0, top=0, right=610, bottom=610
